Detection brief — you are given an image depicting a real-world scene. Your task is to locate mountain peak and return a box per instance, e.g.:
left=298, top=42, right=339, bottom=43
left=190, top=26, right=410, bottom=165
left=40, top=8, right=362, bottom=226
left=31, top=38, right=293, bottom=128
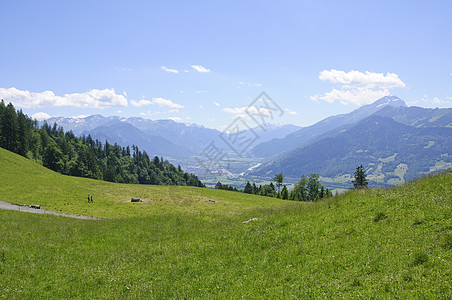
left=372, top=95, right=407, bottom=108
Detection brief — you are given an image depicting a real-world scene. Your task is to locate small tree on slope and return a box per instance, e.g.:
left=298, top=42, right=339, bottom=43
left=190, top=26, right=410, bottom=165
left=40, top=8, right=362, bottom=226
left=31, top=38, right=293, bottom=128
left=352, top=165, right=368, bottom=189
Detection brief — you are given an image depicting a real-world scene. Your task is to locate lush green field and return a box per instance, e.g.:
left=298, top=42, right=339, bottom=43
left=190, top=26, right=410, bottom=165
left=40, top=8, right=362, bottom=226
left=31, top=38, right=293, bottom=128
left=0, top=148, right=287, bottom=219
left=1, top=148, right=451, bottom=298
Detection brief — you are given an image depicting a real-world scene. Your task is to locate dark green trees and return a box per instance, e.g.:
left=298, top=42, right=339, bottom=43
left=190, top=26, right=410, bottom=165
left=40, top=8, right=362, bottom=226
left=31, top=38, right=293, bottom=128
left=0, top=102, right=19, bottom=152
left=244, top=181, right=253, bottom=194
left=0, top=101, right=205, bottom=188
left=290, top=173, right=331, bottom=201
left=258, top=183, right=275, bottom=197
left=281, top=185, right=289, bottom=200
left=352, top=165, right=368, bottom=188
left=42, top=143, right=64, bottom=172
left=215, top=182, right=238, bottom=191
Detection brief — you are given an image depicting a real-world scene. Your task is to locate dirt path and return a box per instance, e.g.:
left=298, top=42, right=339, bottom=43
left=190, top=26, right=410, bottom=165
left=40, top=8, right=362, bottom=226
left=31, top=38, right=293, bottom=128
left=0, top=201, right=102, bottom=220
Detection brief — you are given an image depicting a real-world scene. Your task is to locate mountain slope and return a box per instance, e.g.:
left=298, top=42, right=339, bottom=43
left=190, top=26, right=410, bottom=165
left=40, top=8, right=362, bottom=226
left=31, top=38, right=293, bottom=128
left=81, top=120, right=192, bottom=158
left=47, top=114, right=115, bottom=136
left=251, top=96, right=407, bottom=157
left=47, top=115, right=301, bottom=156
left=374, top=105, right=452, bottom=128
left=125, top=117, right=225, bottom=153
left=251, top=115, right=452, bottom=186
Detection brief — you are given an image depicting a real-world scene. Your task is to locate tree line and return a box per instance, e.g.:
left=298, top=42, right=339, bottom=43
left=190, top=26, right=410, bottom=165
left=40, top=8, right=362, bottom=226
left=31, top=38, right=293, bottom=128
left=0, top=101, right=205, bottom=187
left=216, top=172, right=333, bottom=201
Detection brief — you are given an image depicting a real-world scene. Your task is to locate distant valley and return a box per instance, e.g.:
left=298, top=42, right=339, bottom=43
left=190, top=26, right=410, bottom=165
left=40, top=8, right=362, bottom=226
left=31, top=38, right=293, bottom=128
left=45, top=96, right=452, bottom=189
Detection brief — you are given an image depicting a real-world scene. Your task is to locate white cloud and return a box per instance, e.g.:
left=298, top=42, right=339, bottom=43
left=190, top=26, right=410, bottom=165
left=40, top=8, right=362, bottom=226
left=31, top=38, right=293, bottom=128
left=168, top=117, right=182, bottom=122
left=319, top=70, right=405, bottom=89
left=213, top=101, right=220, bottom=107
left=191, top=65, right=211, bottom=73
left=130, top=99, right=153, bottom=107
left=199, top=105, right=204, bottom=109
left=139, top=112, right=146, bottom=116
left=0, top=87, right=128, bottom=108
left=152, top=97, right=184, bottom=108
left=284, top=108, right=298, bottom=115
left=312, top=70, right=406, bottom=106
left=185, top=116, right=192, bottom=120
left=168, top=109, right=179, bottom=113
left=31, top=112, right=52, bottom=120
left=311, top=88, right=391, bottom=106
left=222, top=106, right=272, bottom=119
left=410, top=94, right=452, bottom=107
left=161, top=66, right=179, bottom=74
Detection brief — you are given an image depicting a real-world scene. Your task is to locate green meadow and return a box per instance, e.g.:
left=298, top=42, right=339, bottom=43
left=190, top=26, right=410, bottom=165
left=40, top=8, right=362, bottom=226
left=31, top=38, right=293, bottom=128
left=1, top=147, right=451, bottom=298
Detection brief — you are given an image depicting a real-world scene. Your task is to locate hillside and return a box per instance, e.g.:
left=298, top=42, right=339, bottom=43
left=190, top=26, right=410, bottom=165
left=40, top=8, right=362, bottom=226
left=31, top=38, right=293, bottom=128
left=0, top=147, right=285, bottom=218
left=251, top=115, right=452, bottom=186
left=1, top=146, right=451, bottom=298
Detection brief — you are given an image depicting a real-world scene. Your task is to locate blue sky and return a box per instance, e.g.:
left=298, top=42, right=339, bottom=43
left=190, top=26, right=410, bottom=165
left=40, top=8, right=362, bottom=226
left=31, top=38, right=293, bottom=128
left=1, top=0, right=451, bottom=130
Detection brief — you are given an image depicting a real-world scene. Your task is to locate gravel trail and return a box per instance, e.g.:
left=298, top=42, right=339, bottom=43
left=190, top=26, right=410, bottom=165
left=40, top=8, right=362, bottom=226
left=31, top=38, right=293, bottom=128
left=0, top=201, right=102, bottom=220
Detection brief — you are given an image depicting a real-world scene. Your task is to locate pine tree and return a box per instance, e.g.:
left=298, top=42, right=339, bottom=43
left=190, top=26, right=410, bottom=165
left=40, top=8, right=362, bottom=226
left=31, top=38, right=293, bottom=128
left=0, top=103, right=19, bottom=152
left=244, top=181, right=253, bottom=194
left=252, top=182, right=258, bottom=194
left=352, top=165, right=368, bottom=188
left=281, top=185, right=288, bottom=200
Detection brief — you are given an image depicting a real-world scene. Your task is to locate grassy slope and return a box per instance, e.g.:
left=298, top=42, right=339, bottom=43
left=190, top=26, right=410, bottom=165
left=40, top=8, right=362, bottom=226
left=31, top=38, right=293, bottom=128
left=0, top=148, right=451, bottom=298
left=0, top=148, right=288, bottom=218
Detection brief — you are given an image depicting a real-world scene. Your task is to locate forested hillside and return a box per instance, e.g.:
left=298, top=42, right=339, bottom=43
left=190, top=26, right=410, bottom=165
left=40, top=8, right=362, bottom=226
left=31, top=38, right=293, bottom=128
left=0, top=100, right=204, bottom=187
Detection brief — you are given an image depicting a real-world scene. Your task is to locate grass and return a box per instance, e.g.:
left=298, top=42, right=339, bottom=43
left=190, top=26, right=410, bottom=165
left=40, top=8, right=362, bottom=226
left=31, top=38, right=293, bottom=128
left=0, top=148, right=288, bottom=219
left=1, top=148, right=451, bottom=298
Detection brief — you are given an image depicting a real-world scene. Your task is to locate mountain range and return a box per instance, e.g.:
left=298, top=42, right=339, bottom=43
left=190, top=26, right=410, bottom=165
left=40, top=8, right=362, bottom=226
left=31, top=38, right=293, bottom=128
left=45, top=115, right=301, bottom=158
left=249, top=97, right=452, bottom=186
left=250, top=96, right=407, bottom=157
left=45, top=95, right=452, bottom=187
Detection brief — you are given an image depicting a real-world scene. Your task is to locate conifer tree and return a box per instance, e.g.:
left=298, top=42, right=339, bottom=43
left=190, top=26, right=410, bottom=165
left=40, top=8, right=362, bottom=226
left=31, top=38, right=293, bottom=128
left=281, top=185, right=289, bottom=200
left=352, top=165, right=368, bottom=188
left=244, top=181, right=253, bottom=194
